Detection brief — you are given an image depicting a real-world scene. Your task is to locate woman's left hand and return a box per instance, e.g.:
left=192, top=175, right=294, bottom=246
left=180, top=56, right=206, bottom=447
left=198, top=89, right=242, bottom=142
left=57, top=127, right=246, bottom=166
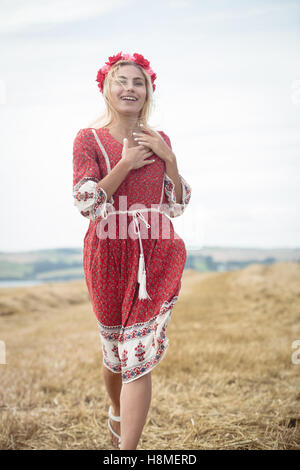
left=133, top=125, right=175, bottom=163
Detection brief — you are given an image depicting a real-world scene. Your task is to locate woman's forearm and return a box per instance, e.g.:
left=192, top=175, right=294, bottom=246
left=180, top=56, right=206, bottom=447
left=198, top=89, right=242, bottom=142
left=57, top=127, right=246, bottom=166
left=96, top=158, right=132, bottom=201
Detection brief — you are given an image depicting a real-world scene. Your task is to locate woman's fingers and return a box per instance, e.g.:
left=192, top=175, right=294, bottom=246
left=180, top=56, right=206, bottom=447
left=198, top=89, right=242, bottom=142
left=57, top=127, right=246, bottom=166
left=143, top=152, right=155, bottom=163
left=131, top=144, right=154, bottom=167
left=140, top=146, right=153, bottom=154
left=137, top=140, right=150, bottom=147
left=143, top=159, right=155, bottom=166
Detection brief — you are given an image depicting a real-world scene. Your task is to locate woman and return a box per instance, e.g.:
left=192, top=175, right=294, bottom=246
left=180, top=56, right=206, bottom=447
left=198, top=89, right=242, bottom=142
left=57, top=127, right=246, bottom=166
left=72, top=51, right=192, bottom=450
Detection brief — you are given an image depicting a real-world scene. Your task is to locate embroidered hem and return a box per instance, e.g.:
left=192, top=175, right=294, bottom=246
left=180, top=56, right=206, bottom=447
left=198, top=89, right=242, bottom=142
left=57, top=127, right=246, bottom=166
left=97, top=295, right=178, bottom=383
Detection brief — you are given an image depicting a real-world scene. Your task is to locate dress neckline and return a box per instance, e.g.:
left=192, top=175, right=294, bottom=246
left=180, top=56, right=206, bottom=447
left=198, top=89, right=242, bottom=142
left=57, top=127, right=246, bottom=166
left=102, top=127, right=123, bottom=146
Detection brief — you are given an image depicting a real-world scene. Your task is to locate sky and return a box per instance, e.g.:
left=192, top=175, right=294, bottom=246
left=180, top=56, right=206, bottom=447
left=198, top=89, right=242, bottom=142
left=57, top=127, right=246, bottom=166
left=1, top=0, right=300, bottom=252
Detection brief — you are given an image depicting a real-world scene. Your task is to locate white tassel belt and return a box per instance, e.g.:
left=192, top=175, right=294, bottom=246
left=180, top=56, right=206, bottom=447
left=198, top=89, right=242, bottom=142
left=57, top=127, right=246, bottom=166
left=102, top=208, right=171, bottom=301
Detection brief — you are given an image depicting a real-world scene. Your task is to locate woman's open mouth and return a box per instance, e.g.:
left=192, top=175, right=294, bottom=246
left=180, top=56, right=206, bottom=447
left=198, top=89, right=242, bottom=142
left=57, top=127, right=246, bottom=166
left=121, top=96, right=138, bottom=102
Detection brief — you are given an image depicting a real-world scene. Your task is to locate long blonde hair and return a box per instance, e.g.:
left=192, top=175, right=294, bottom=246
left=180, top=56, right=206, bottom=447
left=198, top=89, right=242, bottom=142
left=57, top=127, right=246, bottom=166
left=87, top=61, right=158, bottom=131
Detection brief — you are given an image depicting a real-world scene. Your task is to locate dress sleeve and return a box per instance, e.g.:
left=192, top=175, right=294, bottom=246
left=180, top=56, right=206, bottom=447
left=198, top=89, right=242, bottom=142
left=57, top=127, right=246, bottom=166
left=159, top=132, right=192, bottom=218
left=72, top=128, right=113, bottom=221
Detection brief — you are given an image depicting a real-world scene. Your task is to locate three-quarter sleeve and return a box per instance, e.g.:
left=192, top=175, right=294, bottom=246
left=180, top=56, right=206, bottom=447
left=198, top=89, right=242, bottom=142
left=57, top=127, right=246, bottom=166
left=159, top=131, right=192, bottom=218
left=72, top=128, right=113, bottom=220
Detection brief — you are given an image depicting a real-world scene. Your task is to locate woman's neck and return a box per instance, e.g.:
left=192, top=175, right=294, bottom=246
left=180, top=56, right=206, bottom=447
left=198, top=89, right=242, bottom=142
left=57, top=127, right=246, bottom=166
left=108, top=118, right=142, bottom=139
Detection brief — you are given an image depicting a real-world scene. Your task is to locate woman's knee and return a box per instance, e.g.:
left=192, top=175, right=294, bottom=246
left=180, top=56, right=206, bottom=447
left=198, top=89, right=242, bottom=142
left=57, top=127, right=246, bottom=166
left=127, top=371, right=152, bottom=384
left=102, top=363, right=122, bottom=376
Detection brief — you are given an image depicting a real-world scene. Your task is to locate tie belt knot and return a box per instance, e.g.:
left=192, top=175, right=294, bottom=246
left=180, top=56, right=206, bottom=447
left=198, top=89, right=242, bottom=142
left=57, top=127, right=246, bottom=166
left=132, top=210, right=151, bottom=234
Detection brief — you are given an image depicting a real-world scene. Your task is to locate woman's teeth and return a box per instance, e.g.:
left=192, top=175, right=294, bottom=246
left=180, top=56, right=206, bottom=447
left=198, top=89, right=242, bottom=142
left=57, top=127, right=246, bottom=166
left=121, top=97, right=137, bottom=101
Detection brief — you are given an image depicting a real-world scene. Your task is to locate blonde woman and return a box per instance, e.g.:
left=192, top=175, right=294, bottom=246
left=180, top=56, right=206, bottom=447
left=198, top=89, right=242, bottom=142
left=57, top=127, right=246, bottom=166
left=72, top=52, right=192, bottom=450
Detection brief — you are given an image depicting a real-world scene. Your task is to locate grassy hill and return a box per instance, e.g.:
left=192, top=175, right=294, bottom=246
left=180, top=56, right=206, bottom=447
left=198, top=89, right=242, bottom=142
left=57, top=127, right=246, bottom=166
left=0, top=248, right=84, bottom=282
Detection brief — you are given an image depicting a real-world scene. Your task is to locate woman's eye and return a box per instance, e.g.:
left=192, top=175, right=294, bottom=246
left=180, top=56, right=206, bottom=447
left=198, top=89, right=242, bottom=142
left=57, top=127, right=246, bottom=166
left=118, top=80, right=143, bottom=86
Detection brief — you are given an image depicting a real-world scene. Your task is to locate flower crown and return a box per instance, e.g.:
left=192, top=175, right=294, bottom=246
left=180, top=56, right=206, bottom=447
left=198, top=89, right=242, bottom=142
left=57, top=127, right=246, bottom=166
left=96, top=51, right=157, bottom=94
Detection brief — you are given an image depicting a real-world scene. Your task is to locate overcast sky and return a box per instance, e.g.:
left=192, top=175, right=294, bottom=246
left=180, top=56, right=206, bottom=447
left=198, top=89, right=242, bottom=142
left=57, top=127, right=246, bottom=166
left=1, top=0, right=300, bottom=252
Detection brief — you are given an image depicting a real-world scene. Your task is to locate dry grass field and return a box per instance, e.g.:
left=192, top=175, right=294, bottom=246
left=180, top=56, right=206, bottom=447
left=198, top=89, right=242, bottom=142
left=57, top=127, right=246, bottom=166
left=0, top=262, right=300, bottom=450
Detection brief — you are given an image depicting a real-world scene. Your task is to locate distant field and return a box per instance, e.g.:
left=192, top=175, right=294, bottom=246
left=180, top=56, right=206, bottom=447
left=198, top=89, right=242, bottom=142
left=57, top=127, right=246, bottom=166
left=1, top=247, right=299, bottom=283
left=0, top=248, right=84, bottom=282
left=36, top=267, right=84, bottom=280
left=0, top=263, right=299, bottom=449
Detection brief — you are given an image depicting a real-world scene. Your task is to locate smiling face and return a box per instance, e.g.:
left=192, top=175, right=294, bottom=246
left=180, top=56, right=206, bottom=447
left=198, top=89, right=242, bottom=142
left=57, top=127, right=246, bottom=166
left=109, top=64, right=147, bottom=118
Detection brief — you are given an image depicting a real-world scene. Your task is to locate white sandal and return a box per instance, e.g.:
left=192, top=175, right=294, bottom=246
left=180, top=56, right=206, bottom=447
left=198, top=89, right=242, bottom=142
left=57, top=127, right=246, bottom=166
left=108, top=405, right=121, bottom=449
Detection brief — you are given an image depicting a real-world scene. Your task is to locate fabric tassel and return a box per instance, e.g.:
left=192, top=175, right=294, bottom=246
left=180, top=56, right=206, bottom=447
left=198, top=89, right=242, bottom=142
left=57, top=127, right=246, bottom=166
left=138, top=253, right=152, bottom=300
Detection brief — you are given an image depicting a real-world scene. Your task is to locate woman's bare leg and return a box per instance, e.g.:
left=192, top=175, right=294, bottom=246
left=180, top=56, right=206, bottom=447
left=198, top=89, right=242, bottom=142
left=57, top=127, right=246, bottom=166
left=119, top=371, right=152, bottom=450
left=102, top=363, right=122, bottom=447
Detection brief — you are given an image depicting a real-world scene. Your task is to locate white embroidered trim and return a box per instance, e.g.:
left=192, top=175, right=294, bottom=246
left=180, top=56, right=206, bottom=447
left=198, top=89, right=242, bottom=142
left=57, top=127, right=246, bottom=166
left=73, top=177, right=114, bottom=221
left=163, top=173, right=192, bottom=218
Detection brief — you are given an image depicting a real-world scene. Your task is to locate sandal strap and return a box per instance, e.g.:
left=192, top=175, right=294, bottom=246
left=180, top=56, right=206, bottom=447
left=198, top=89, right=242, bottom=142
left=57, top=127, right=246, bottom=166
left=108, top=418, right=121, bottom=442
left=109, top=405, right=120, bottom=422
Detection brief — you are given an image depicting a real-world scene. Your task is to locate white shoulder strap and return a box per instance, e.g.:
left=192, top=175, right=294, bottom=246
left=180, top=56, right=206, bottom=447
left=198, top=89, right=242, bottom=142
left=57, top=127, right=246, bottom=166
left=91, top=129, right=112, bottom=173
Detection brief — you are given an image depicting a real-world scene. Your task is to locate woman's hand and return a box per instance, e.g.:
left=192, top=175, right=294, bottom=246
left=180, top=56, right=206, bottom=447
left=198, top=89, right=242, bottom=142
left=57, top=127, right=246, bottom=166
left=121, top=138, right=155, bottom=170
left=132, top=125, right=175, bottom=163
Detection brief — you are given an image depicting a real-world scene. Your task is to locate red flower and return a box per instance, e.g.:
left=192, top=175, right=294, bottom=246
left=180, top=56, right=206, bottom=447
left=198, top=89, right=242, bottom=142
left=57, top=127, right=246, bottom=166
left=96, top=64, right=111, bottom=92
left=96, top=69, right=103, bottom=82
left=96, top=70, right=105, bottom=92
left=105, top=51, right=123, bottom=66
left=133, top=53, right=150, bottom=69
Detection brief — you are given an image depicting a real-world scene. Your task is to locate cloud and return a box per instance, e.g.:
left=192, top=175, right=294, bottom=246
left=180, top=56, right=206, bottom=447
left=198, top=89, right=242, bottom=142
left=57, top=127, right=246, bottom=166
left=0, top=0, right=135, bottom=33
left=167, top=0, right=193, bottom=7
left=186, top=1, right=300, bottom=25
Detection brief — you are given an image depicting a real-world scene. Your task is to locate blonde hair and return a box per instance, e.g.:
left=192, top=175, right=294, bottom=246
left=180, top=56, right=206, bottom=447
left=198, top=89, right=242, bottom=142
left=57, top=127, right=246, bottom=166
left=87, top=61, right=158, bottom=131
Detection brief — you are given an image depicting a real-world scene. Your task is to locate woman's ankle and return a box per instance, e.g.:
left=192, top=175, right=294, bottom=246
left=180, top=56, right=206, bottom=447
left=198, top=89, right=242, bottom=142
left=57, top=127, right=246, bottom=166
left=111, top=403, right=120, bottom=416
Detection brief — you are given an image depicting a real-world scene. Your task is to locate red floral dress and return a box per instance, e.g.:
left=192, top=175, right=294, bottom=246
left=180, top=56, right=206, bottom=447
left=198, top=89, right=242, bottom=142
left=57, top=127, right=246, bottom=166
left=72, top=127, right=192, bottom=383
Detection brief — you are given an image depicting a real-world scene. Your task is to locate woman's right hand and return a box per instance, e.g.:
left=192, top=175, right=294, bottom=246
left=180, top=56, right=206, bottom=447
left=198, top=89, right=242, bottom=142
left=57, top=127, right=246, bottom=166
left=121, top=138, right=155, bottom=170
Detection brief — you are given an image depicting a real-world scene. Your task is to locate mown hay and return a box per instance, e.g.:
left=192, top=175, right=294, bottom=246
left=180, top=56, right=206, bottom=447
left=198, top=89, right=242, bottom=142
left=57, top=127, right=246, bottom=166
left=0, top=262, right=299, bottom=449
